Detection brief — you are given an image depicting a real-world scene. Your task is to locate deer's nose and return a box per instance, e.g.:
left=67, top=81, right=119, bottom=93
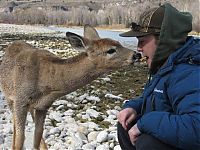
left=132, top=52, right=142, bottom=62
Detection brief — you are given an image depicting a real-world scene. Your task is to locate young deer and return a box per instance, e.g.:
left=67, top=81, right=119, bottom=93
left=0, top=25, right=141, bottom=150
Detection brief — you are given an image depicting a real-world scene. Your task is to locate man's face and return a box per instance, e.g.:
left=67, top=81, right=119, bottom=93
left=137, top=34, right=158, bottom=68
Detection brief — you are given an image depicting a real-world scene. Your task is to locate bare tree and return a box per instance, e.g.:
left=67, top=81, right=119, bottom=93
left=0, top=0, right=199, bottom=32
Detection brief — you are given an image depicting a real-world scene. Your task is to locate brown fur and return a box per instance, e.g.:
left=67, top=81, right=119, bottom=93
left=0, top=25, right=140, bottom=150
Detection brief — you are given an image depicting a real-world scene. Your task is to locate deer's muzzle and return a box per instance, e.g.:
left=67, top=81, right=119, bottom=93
left=132, top=52, right=142, bottom=62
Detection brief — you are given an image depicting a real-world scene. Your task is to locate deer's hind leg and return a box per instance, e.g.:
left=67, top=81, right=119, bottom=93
left=30, top=108, right=48, bottom=150
left=5, top=97, right=16, bottom=150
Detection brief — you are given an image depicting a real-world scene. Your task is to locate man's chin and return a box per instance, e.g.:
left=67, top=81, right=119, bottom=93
left=147, top=59, right=152, bottom=68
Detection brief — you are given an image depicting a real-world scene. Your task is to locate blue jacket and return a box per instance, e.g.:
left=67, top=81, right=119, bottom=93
left=124, top=36, right=200, bottom=150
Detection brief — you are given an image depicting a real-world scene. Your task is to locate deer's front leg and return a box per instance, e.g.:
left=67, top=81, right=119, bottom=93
left=40, top=138, right=48, bottom=150
left=30, top=109, right=48, bottom=150
left=13, top=103, right=28, bottom=150
left=34, top=109, right=47, bottom=149
left=33, top=92, right=63, bottom=149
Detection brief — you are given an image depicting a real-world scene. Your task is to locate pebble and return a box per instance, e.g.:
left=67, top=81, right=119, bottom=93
left=96, top=130, right=108, bottom=143
left=105, top=93, right=123, bottom=100
left=78, top=125, right=89, bottom=135
left=0, top=135, right=5, bottom=145
left=86, top=95, right=101, bottom=102
left=49, top=127, right=61, bottom=135
left=114, top=145, right=122, bottom=150
left=88, top=131, right=99, bottom=142
left=82, top=143, right=96, bottom=150
left=96, top=144, right=109, bottom=150
left=86, top=108, right=100, bottom=118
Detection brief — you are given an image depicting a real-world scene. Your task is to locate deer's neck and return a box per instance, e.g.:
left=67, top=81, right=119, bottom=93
left=56, top=53, right=106, bottom=93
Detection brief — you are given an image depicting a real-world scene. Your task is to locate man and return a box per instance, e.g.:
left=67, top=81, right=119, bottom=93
left=117, top=3, right=200, bottom=150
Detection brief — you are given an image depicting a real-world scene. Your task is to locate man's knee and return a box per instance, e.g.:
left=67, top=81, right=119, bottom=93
left=135, top=134, right=176, bottom=150
left=117, top=122, right=136, bottom=150
left=136, top=134, right=155, bottom=148
left=117, top=122, right=125, bottom=133
left=117, top=122, right=127, bottom=142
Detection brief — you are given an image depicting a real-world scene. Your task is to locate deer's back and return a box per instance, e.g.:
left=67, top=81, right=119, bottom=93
left=0, top=41, right=64, bottom=101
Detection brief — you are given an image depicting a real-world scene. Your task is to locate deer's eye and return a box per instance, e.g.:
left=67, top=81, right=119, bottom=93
left=106, top=48, right=116, bottom=54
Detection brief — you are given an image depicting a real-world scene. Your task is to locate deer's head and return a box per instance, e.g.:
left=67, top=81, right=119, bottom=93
left=66, top=25, right=141, bottom=70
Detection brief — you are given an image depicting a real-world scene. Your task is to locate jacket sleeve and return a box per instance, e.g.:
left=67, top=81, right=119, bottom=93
left=137, top=69, right=200, bottom=149
left=123, top=96, right=143, bottom=114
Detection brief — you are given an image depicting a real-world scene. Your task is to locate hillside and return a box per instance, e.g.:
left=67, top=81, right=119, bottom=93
left=0, top=0, right=199, bottom=32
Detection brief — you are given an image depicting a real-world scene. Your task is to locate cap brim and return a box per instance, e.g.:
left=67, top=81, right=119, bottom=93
left=119, top=30, right=151, bottom=37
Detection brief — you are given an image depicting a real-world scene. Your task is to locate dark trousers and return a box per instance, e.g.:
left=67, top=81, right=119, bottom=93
left=117, top=122, right=179, bottom=150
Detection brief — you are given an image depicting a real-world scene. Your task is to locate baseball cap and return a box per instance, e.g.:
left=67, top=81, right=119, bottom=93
left=120, top=6, right=165, bottom=37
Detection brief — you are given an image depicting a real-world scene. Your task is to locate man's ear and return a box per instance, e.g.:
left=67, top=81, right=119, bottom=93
left=66, top=32, right=89, bottom=52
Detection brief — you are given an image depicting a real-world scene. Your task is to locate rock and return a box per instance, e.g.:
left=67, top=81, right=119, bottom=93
left=75, top=132, right=87, bottom=142
left=63, top=116, right=76, bottom=124
left=108, top=132, right=118, bottom=141
left=82, top=143, right=96, bottom=150
left=56, top=105, right=64, bottom=110
left=0, top=109, right=6, bottom=114
left=105, top=93, right=123, bottom=100
left=101, top=77, right=111, bottom=82
left=49, top=127, right=61, bottom=135
left=108, top=114, right=117, bottom=120
left=49, top=112, right=62, bottom=123
left=59, top=130, right=68, bottom=138
left=67, top=135, right=83, bottom=149
left=78, top=125, right=89, bottom=135
left=81, top=100, right=88, bottom=104
left=81, top=113, right=91, bottom=120
left=96, top=131, right=108, bottom=143
left=87, top=122, right=99, bottom=131
left=86, top=95, right=100, bottom=102
left=53, top=100, right=68, bottom=106
left=0, top=120, right=7, bottom=124
left=78, top=93, right=89, bottom=101
left=0, top=134, right=5, bottom=145
left=63, top=109, right=74, bottom=116
left=109, top=142, right=115, bottom=149
left=114, top=106, right=121, bottom=111
left=88, top=131, right=99, bottom=142
left=49, top=142, right=67, bottom=150
left=114, top=145, right=122, bottom=150
left=96, top=144, right=109, bottom=150
left=3, top=126, right=12, bottom=134
left=110, top=109, right=119, bottom=115
left=86, top=109, right=99, bottom=118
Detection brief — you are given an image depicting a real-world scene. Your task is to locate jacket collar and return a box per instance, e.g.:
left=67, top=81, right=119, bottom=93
left=155, top=36, right=195, bottom=76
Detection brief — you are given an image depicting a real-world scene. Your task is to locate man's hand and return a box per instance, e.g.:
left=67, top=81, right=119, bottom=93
left=117, top=108, right=137, bottom=130
left=128, top=124, right=141, bottom=145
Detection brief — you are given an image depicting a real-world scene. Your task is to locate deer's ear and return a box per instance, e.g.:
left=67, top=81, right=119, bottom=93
left=66, top=32, right=89, bottom=52
left=84, top=24, right=100, bottom=40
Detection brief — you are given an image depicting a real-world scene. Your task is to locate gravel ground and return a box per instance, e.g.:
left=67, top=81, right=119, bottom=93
left=0, top=23, right=57, bottom=34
